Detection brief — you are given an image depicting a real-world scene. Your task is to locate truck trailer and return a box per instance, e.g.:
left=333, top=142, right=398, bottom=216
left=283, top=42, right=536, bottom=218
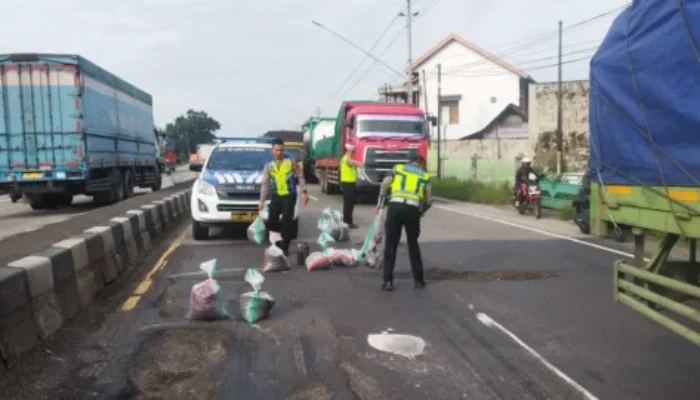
left=302, top=116, right=336, bottom=184
left=0, top=53, right=162, bottom=209
left=589, top=1, right=700, bottom=346
left=313, top=101, right=434, bottom=195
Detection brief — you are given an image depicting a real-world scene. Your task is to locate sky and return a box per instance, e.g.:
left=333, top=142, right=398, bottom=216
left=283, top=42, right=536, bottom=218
left=0, top=0, right=630, bottom=135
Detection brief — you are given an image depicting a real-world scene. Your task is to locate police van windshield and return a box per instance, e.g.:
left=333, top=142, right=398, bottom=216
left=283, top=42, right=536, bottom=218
left=206, top=147, right=269, bottom=171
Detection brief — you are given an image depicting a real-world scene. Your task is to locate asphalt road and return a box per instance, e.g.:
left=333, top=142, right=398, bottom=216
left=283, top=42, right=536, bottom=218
left=1, top=186, right=699, bottom=400
left=0, top=166, right=196, bottom=242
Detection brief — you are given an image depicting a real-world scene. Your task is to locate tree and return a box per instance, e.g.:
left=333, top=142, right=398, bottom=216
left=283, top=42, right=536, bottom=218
left=164, top=109, right=221, bottom=159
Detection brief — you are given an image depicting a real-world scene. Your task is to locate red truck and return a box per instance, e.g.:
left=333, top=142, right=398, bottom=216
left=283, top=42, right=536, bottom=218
left=313, top=101, right=435, bottom=195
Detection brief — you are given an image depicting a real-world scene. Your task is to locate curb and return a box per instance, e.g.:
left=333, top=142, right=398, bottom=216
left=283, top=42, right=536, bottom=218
left=0, top=189, right=192, bottom=366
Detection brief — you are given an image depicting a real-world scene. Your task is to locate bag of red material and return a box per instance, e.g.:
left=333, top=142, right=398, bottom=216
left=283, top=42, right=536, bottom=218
left=305, top=251, right=333, bottom=271
left=262, top=244, right=291, bottom=273
left=269, top=231, right=282, bottom=245
left=186, top=259, right=231, bottom=320
left=329, top=248, right=359, bottom=267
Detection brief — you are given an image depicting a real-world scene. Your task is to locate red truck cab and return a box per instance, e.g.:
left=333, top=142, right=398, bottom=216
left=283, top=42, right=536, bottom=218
left=342, top=103, right=433, bottom=190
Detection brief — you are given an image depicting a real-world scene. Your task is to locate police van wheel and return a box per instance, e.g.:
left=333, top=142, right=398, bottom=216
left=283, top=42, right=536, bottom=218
left=192, top=221, right=209, bottom=240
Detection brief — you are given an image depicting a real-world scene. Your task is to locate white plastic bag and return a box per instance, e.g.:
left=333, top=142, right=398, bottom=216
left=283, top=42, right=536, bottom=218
left=269, top=231, right=282, bottom=245
left=262, top=244, right=291, bottom=273
left=329, top=248, right=359, bottom=267
left=317, top=231, right=336, bottom=249
left=186, top=259, right=231, bottom=320
left=247, top=216, right=267, bottom=245
left=305, top=251, right=333, bottom=271
left=240, top=269, right=276, bottom=324
left=360, top=210, right=385, bottom=260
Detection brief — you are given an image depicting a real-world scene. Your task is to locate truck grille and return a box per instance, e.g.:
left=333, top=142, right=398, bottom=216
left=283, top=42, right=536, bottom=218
left=363, top=146, right=420, bottom=183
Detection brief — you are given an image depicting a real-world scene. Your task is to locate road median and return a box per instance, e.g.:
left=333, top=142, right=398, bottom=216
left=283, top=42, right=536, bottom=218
left=0, top=187, right=193, bottom=366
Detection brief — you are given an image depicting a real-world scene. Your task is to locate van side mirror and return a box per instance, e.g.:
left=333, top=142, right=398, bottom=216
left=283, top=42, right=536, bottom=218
left=428, top=115, right=437, bottom=126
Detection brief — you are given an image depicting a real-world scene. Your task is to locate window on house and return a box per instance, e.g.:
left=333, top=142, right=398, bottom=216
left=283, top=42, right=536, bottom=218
left=441, top=100, right=459, bottom=124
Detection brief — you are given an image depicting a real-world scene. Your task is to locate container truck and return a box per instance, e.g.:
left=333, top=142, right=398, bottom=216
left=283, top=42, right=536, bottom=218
left=313, top=101, right=435, bottom=195
left=589, top=1, right=700, bottom=346
left=0, top=53, right=162, bottom=209
left=301, top=116, right=336, bottom=184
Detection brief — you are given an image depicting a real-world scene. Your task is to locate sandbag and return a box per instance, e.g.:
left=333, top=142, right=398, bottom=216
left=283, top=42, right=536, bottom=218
left=305, top=251, right=333, bottom=271
left=247, top=216, right=267, bottom=245
left=269, top=231, right=282, bottom=245
left=239, top=269, right=276, bottom=324
left=329, top=248, right=359, bottom=267
left=186, top=259, right=231, bottom=320
left=360, top=209, right=385, bottom=259
left=262, top=244, right=291, bottom=272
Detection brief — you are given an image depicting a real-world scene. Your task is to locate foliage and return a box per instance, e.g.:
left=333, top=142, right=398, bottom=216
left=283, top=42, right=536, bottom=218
left=432, top=178, right=512, bottom=204
left=164, top=110, right=221, bottom=159
left=558, top=204, right=574, bottom=221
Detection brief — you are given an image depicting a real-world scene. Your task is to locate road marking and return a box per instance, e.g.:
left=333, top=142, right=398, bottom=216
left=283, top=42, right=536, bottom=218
left=120, top=229, right=187, bottom=312
left=474, top=309, right=599, bottom=400
left=436, top=205, right=639, bottom=260
left=309, top=194, right=319, bottom=201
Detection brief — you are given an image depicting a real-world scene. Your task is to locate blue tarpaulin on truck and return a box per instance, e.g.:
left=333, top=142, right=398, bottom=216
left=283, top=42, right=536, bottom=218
left=589, top=0, right=700, bottom=187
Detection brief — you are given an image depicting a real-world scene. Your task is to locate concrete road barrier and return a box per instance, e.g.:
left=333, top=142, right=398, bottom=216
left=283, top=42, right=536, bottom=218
left=0, top=189, right=192, bottom=366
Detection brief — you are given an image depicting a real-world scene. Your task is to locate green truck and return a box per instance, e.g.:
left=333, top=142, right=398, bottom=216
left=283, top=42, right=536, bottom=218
left=589, top=1, right=700, bottom=346
left=301, top=116, right=336, bottom=184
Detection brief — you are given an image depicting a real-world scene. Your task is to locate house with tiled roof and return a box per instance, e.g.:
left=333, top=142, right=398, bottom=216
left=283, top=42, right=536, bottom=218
left=379, top=33, right=535, bottom=141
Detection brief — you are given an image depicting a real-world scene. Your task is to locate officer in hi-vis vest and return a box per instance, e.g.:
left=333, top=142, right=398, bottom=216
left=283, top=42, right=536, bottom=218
left=259, top=138, right=308, bottom=256
left=377, top=154, right=432, bottom=291
left=340, top=143, right=363, bottom=229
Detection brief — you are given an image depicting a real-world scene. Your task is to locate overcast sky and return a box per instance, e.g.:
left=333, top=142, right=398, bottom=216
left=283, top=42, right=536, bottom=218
left=1, top=0, right=629, bottom=134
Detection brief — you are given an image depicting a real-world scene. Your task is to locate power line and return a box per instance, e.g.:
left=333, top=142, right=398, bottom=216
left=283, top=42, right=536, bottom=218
left=340, top=26, right=406, bottom=100
left=319, top=14, right=400, bottom=111
left=453, top=45, right=599, bottom=74
left=424, top=3, right=628, bottom=77
left=442, top=55, right=592, bottom=77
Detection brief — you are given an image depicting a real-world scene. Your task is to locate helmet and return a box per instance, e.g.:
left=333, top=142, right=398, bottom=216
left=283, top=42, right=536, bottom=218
left=521, top=157, right=531, bottom=164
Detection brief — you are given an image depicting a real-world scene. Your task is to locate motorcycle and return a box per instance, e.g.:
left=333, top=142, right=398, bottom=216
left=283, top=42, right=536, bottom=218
left=513, top=172, right=542, bottom=219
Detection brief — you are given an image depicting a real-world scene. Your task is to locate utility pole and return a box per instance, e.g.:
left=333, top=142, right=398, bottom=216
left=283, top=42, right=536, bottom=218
left=422, top=69, right=430, bottom=142
left=556, top=20, right=563, bottom=174
left=406, top=0, right=414, bottom=105
left=315, top=107, right=321, bottom=117
left=437, top=64, right=442, bottom=179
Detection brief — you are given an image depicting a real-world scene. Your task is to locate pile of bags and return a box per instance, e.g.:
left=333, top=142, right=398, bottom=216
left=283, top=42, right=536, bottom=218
left=247, top=214, right=292, bottom=274
left=305, top=207, right=360, bottom=271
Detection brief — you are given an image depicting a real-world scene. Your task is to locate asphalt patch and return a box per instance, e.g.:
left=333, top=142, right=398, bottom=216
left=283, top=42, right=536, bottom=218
left=425, top=267, right=559, bottom=282
left=126, top=328, right=232, bottom=399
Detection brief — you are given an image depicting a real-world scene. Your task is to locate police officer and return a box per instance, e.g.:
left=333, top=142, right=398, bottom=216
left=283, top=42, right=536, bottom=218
left=377, top=154, right=432, bottom=291
left=340, top=143, right=363, bottom=229
left=259, top=138, right=309, bottom=256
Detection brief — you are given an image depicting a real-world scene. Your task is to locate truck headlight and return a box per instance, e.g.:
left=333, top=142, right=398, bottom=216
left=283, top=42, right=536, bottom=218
left=197, top=179, right=216, bottom=196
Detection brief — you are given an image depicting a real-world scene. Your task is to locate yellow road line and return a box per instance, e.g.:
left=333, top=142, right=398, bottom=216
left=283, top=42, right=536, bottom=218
left=120, top=229, right=188, bottom=312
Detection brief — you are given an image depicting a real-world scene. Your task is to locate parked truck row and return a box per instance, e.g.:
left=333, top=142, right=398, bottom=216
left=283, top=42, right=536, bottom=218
left=0, top=53, right=165, bottom=209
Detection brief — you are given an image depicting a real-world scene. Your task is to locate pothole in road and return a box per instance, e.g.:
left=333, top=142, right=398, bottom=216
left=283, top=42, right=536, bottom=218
left=127, top=328, right=232, bottom=399
left=424, top=267, right=559, bottom=282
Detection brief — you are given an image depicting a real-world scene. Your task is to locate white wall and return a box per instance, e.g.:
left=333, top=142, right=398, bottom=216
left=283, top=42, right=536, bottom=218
left=416, top=40, right=523, bottom=140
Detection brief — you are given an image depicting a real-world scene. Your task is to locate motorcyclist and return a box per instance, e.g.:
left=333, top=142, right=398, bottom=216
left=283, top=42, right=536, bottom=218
left=513, top=157, right=537, bottom=204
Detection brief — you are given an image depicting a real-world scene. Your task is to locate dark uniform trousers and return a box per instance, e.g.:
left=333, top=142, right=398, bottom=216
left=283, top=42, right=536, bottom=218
left=341, top=182, right=357, bottom=225
left=267, top=193, right=297, bottom=253
left=383, top=201, right=424, bottom=284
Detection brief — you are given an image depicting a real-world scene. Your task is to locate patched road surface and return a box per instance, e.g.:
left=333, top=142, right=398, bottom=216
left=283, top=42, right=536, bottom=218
left=1, top=187, right=699, bottom=399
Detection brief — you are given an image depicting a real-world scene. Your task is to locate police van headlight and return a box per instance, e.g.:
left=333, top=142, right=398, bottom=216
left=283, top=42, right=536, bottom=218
left=197, top=179, right=216, bottom=197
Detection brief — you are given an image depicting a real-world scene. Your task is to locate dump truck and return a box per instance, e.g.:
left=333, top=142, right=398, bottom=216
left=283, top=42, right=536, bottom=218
left=301, top=117, right=336, bottom=183
left=189, top=143, right=214, bottom=171
left=313, top=101, right=435, bottom=195
left=589, top=1, right=700, bottom=346
left=0, top=53, right=162, bottom=209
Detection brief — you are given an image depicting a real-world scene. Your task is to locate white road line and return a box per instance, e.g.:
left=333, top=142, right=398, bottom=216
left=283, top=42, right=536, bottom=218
left=436, top=205, right=639, bottom=259
left=309, top=195, right=319, bottom=201
left=474, top=310, right=599, bottom=400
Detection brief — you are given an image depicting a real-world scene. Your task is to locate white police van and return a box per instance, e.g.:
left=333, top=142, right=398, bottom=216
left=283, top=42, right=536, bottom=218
left=189, top=137, right=299, bottom=240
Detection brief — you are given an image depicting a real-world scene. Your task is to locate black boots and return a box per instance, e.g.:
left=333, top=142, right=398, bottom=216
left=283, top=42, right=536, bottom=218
left=381, top=282, right=394, bottom=291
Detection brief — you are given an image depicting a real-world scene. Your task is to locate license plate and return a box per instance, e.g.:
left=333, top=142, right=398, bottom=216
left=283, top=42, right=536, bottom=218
left=22, top=172, right=44, bottom=179
left=231, top=211, right=257, bottom=222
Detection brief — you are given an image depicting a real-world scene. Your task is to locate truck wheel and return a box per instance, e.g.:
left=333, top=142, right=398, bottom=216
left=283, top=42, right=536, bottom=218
left=151, top=165, right=162, bottom=192
left=124, top=169, right=135, bottom=199
left=192, top=221, right=209, bottom=240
